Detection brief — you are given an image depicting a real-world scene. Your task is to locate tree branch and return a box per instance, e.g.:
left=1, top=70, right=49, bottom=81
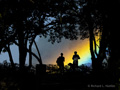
left=14, top=41, right=42, bottom=64
left=93, top=35, right=98, bottom=57
left=33, top=40, right=42, bottom=64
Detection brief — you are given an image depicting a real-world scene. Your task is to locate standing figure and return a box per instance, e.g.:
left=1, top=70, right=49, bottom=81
left=56, top=53, right=65, bottom=73
left=72, top=51, right=80, bottom=68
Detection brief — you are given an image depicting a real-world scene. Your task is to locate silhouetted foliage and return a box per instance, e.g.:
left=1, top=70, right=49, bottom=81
left=0, top=1, right=120, bottom=89
left=78, top=0, right=120, bottom=73
left=0, top=0, right=80, bottom=70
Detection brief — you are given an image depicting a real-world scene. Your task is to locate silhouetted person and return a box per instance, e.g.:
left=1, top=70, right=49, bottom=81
left=72, top=51, right=80, bottom=68
left=56, top=53, right=65, bottom=73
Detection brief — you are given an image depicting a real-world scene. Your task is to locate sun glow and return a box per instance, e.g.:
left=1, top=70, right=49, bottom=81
left=34, top=35, right=100, bottom=66
left=64, top=34, right=100, bottom=66
left=64, top=39, right=91, bottom=66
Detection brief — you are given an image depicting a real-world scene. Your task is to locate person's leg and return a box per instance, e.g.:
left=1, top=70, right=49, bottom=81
left=76, top=61, right=78, bottom=67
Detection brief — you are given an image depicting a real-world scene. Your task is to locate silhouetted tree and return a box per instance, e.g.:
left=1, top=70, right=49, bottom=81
left=0, top=0, right=79, bottom=70
left=1, top=0, right=119, bottom=74
left=0, top=22, right=15, bottom=68
left=0, top=0, right=48, bottom=69
left=50, top=0, right=120, bottom=72
left=78, top=0, right=120, bottom=73
left=0, top=0, right=33, bottom=69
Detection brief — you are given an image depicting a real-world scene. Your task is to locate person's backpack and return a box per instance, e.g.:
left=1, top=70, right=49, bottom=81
left=56, top=57, right=61, bottom=65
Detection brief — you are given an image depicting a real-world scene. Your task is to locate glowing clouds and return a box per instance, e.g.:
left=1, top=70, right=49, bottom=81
left=64, top=38, right=91, bottom=65
left=33, top=37, right=92, bottom=66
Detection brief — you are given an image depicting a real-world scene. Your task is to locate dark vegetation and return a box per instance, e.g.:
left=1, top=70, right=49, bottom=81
left=0, top=0, right=120, bottom=90
left=0, top=61, right=117, bottom=90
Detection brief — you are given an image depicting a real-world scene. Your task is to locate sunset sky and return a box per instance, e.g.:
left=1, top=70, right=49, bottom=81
left=32, top=36, right=92, bottom=66
left=0, top=36, right=93, bottom=66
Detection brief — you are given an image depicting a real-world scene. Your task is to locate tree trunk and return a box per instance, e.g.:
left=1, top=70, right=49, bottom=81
left=85, top=1, right=97, bottom=70
left=17, top=25, right=27, bottom=70
left=5, top=45, right=15, bottom=68
left=14, top=41, right=41, bottom=65
left=33, top=40, right=42, bottom=64
left=18, top=35, right=27, bottom=69
left=28, top=36, right=35, bottom=68
left=28, top=36, right=43, bottom=68
left=27, top=48, right=42, bottom=64
left=29, top=44, right=32, bottom=67
left=89, top=26, right=96, bottom=70
left=97, top=28, right=106, bottom=70
left=93, top=35, right=98, bottom=57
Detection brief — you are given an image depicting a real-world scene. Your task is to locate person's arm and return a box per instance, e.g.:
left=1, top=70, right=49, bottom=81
left=72, top=55, right=74, bottom=60
left=78, top=55, right=80, bottom=59
left=64, top=57, right=65, bottom=62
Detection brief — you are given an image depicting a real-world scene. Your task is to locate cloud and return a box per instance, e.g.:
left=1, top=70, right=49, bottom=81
left=31, top=36, right=89, bottom=66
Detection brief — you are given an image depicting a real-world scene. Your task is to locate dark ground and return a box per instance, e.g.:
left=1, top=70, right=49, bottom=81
left=0, top=68, right=119, bottom=90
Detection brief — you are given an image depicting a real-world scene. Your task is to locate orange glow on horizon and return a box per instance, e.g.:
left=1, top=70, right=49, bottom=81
left=43, top=31, right=101, bottom=66
left=64, top=39, right=91, bottom=65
